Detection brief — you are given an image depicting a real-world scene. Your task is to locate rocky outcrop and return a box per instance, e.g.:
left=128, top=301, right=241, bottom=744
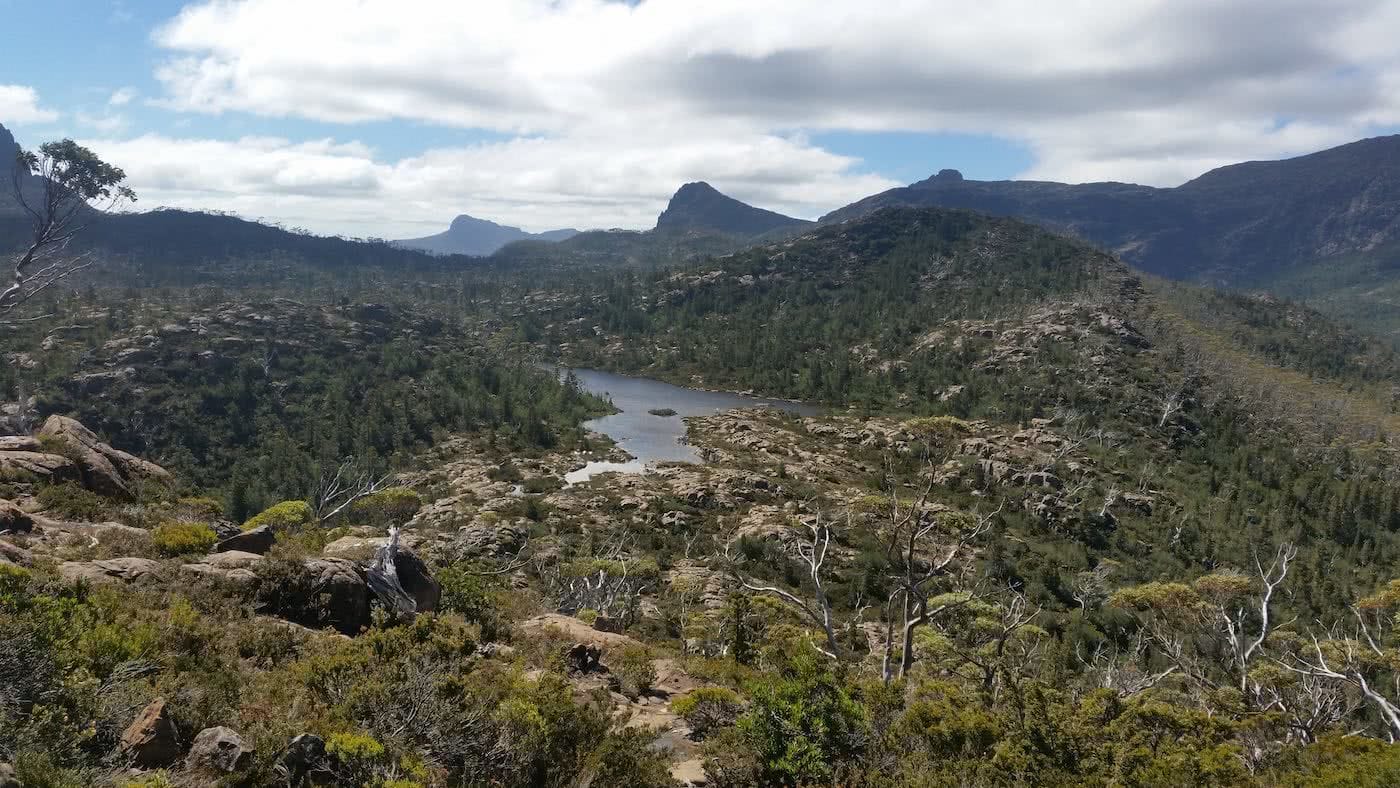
left=393, top=549, right=441, bottom=613
left=215, top=524, right=276, bottom=555
left=181, top=551, right=263, bottom=589
left=278, top=733, right=329, bottom=784
left=186, top=726, right=254, bottom=773
left=0, top=500, right=32, bottom=533
left=297, top=559, right=371, bottom=635
left=37, top=416, right=172, bottom=500
left=519, top=614, right=646, bottom=652
left=0, top=540, right=31, bottom=567
left=0, top=450, right=80, bottom=486
left=120, top=698, right=181, bottom=767
left=450, top=520, right=528, bottom=559
left=60, top=557, right=163, bottom=587
left=0, top=762, right=17, bottom=788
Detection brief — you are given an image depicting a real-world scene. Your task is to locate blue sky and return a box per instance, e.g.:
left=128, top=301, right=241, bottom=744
left=2, top=1, right=1397, bottom=237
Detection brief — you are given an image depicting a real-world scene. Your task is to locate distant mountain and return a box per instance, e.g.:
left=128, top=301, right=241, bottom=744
left=656, top=181, right=811, bottom=237
left=395, top=214, right=579, bottom=257
left=823, top=138, right=1400, bottom=287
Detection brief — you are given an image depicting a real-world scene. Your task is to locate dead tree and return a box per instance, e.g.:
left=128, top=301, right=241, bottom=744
left=1283, top=609, right=1400, bottom=741
left=726, top=509, right=841, bottom=659
left=3, top=140, right=134, bottom=322
left=544, top=529, right=654, bottom=627
left=312, top=459, right=391, bottom=521
left=1216, top=543, right=1297, bottom=692
left=880, top=488, right=996, bottom=681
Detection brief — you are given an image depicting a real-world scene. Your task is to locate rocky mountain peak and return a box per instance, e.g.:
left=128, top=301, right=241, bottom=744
left=655, top=181, right=810, bottom=237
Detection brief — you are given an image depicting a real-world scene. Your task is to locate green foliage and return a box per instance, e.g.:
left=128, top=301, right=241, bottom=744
left=349, top=487, right=423, bottom=526
left=672, top=687, right=743, bottom=739
left=720, top=642, right=868, bottom=785
left=242, top=499, right=312, bottom=532
left=150, top=521, right=218, bottom=556
left=35, top=483, right=108, bottom=520
left=437, top=566, right=505, bottom=642
left=613, top=645, right=657, bottom=699
left=175, top=496, right=224, bottom=519
left=585, top=727, right=679, bottom=787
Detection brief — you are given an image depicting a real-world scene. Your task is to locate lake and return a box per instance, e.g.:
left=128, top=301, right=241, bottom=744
left=561, top=368, right=819, bottom=484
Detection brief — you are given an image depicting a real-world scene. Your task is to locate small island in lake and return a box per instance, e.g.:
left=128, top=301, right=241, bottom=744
left=648, top=408, right=679, bottom=417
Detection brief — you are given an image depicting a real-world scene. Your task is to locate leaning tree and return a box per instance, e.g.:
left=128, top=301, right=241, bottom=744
left=2, top=139, right=134, bottom=321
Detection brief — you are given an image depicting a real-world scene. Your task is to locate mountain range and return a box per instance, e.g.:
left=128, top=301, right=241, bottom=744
left=394, top=214, right=579, bottom=256
left=4, top=120, right=1400, bottom=336
left=824, top=137, right=1400, bottom=288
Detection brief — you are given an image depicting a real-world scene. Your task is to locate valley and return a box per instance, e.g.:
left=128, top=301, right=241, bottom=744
left=6, top=113, right=1400, bottom=787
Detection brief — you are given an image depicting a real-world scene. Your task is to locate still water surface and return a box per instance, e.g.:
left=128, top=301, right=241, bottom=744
left=562, top=368, right=818, bottom=484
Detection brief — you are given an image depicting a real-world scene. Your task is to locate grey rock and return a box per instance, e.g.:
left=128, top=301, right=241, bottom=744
left=60, top=557, right=163, bottom=587
left=216, top=524, right=276, bottom=555
left=0, top=500, right=32, bottom=533
left=186, top=725, right=254, bottom=773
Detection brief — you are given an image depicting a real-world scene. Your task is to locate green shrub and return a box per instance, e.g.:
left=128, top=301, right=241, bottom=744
left=523, top=476, right=564, bottom=494
left=585, top=727, right=678, bottom=787
left=36, top=482, right=109, bottom=520
left=348, top=487, right=423, bottom=525
left=672, top=687, right=744, bottom=739
left=151, top=521, right=218, bottom=556
left=176, top=496, right=224, bottom=519
left=438, top=566, right=504, bottom=642
left=0, top=561, right=32, bottom=607
left=613, top=645, right=657, bottom=699
left=326, top=731, right=390, bottom=786
left=242, top=500, right=312, bottom=532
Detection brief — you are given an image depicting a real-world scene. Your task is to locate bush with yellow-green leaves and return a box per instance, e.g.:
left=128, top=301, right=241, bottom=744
left=348, top=487, right=423, bottom=526
left=151, top=521, right=218, bottom=556
left=241, top=499, right=313, bottom=532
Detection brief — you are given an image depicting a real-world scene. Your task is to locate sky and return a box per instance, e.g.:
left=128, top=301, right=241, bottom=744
left=2, top=0, right=1399, bottom=238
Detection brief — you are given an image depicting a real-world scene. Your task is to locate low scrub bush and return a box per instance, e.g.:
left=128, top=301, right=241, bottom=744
left=348, top=487, right=423, bottom=526
left=36, top=482, right=109, bottom=521
left=151, top=521, right=218, bottom=556
left=242, top=500, right=312, bottom=532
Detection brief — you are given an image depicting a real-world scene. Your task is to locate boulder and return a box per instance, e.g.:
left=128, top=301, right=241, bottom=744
left=451, top=520, right=527, bottom=559
left=393, top=549, right=441, bottom=613
left=0, top=763, right=17, bottom=788
left=0, top=436, right=39, bottom=451
left=0, top=451, right=81, bottom=486
left=0, top=500, right=32, bottom=533
left=181, top=551, right=263, bottom=589
left=186, top=726, right=254, bottom=773
left=301, top=559, right=372, bottom=635
left=216, top=524, right=276, bottom=555
left=60, top=557, right=163, bottom=587
left=519, top=614, right=646, bottom=652
left=37, top=416, right=172, bottom=500
left=120, top=698, right=181, bottom=767
left=0, top=540, right=32, bottom=567
left=210, top=520, right=242, bottom=540
left=279, top=733, right=328, bottom=784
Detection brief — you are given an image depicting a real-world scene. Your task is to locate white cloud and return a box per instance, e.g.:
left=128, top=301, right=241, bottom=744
left=77, top=111, right=130, bottom=135
left=116, top=0, right=1400, bottom=232
left=151, top=0, right=1400, bottom=186
left=82, top=130, right=893, bottom=237
left=0, top=85, right=59, bottom=125
left=108, top=87, right=138, bottom=107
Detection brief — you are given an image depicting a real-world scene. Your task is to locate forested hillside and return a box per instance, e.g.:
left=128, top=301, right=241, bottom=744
left=822, top=137, right=1400, bottom=338
left=7, top=204, right=1400, bottom=786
